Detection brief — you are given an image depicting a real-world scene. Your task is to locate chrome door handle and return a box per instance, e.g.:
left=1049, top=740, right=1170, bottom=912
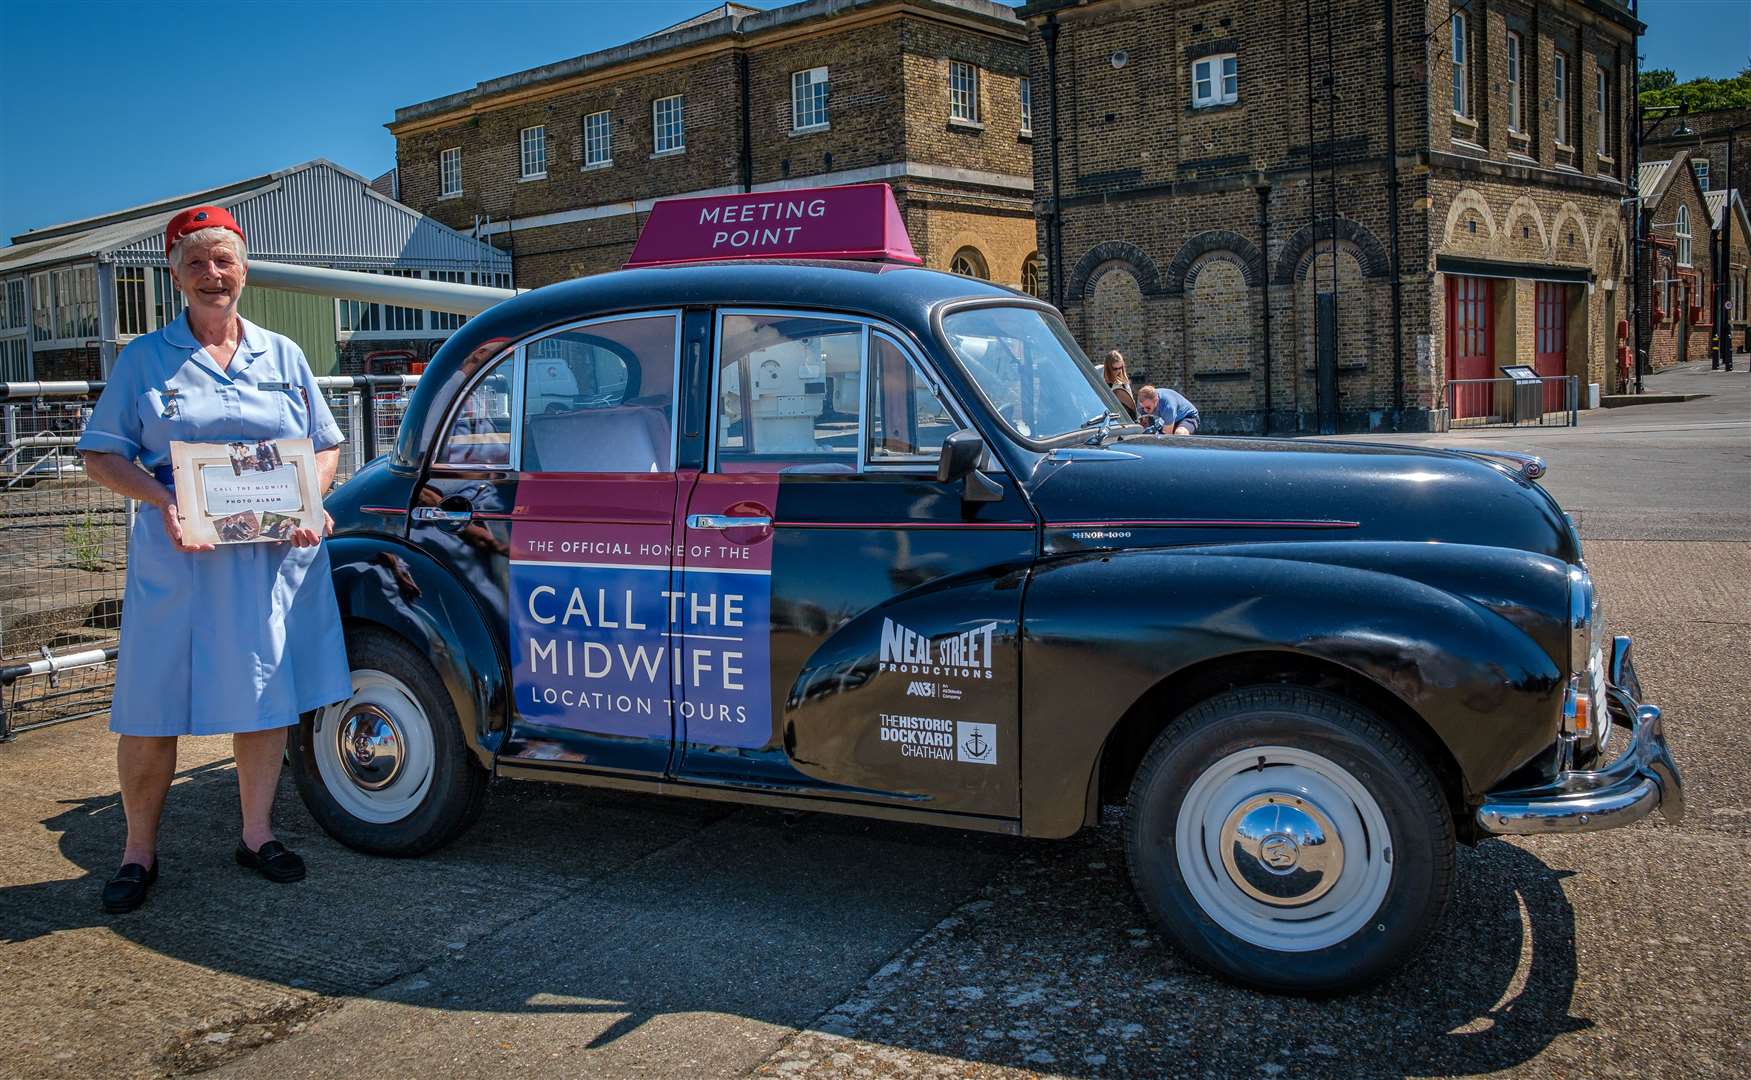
left=687, top=513, right=772, bottom=530
left=411, top=507, right=474, bottom=523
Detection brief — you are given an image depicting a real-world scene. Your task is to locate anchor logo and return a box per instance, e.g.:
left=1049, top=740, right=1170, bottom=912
left=954, top=721, right=997, bottom=765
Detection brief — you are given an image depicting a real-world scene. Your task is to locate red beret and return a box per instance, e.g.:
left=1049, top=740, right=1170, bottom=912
left=164, top=205, right=245, bottom=258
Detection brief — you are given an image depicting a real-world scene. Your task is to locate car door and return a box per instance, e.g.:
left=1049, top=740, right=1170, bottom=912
left=443, top=311, right=684, bottom=775
left=673, top=309, right=1036, bottom=818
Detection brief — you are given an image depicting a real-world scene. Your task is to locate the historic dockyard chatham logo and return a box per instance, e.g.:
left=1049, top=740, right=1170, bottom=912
left=879, top=618, right=997, bottom=681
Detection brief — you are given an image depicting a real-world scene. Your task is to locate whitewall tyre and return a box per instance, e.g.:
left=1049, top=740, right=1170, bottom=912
left=1126, top=686, right=1454, bottom=994
left=290, top=628, right=488, bottom=856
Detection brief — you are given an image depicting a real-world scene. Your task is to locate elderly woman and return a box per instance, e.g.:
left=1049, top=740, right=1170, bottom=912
left=1102, top=350, right=1138, bottom=419
left=77, top=206, right=351, bottom=913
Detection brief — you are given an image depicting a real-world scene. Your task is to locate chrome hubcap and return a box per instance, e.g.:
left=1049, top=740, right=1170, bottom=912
left=1219, top=793, right=1343, bottom=906
left=336, top=704, right=404, bottom=791
left=1175, top=745, right=1394, bottom=953
left=312, top=669, right=434, bottom=825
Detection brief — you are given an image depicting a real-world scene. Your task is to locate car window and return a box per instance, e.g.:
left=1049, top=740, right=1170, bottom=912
left=941, top=305, right=1113, bottom=442
left=521, top=314, right=679, bottom=473
left=434, top=354, right=514, bottom=467
left=868, top=332, right=955, bottom=463
left=714, top=313, right=864, bottom=471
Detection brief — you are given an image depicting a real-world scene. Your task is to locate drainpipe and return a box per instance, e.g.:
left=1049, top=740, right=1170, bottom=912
left=1042, top=15, right=1065, bottom=308
left=738, top=50, right=753, bottom=193
left=1383, top=0, right=1406, bottom=429
left=1631, top=0, right=1645, bottom=392
left=1256, top=181, right=1274, bottom=433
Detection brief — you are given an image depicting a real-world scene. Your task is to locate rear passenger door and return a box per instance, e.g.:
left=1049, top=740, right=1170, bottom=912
left=673, top=310, right=1035, bottom=818
left=499, top=311, right=685, bottom=776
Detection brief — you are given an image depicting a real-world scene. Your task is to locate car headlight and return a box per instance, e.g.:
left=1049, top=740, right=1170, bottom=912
left=1565, top=566, right=1609, bottom=756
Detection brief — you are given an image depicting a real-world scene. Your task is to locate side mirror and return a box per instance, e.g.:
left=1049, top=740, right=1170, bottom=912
left=936, top=428, right=983, bottom=484
left=936, top=429, right=1003, bottom=503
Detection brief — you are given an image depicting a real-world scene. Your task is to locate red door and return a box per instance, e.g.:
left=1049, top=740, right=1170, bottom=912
left=1447, top=276, right=1493, bottom=419
left=1535, top=283, right=1567, bottom=414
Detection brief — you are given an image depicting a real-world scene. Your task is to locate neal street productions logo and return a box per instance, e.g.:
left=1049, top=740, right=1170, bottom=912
left=879, top=715, right=998, bottom=765
left=880, top=618, right=997, bottom=701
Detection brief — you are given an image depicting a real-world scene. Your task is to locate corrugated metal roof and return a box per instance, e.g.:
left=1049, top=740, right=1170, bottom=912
left=1705, top=189, right=1727, bottom=228
left=1638, top=159, right=1671, bottom=198
left=0, top=159, right=509, bottom=276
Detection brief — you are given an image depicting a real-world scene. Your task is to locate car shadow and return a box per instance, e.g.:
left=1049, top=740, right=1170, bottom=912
left=0, top=764, right=1583, bottom=1078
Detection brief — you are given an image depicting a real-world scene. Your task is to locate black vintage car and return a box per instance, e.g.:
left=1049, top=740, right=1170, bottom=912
left=294, top=196, right=1681, bottom=995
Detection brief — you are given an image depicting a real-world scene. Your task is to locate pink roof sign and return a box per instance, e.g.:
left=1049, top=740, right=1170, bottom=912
left=624, top=183, right=921, bottom=268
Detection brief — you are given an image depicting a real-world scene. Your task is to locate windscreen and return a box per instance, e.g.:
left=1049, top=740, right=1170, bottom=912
left=941, top=306, right=1117, bottom=442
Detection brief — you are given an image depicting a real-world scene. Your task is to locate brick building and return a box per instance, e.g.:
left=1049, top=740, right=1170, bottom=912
left=1635, top=151, right=1715, bottom=369
left=390, top=0, right=1039, bottom=292
left=1644, top=104, right=1751, bottom=204
left=1021, top=0, right=1641, bottom=432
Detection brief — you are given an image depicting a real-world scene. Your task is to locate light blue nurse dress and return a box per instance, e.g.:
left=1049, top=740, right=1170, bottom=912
left=76, top=312, right=352, bottom=736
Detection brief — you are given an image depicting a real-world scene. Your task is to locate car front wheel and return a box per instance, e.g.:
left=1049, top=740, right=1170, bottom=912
left=1126, top=686, right=1454, bottom=994
left=289, top=628, right=489, bottom=856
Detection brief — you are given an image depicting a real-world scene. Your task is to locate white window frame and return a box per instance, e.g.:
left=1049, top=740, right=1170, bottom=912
left=653, top=95, right=685, bottom=155
left=0, top=276, right=25, bottom=334
left=1451, top=14, right=1469, bottom=119
left=115, top=266, right=149, bottom=338
left=1693, top=160, right=1710, bottom=191
left=1506, top=32, right=1523, bottom=133
left=949, top=60, right=980, bottom=124
left=791, top=66, right=829, bottom=133
left=29, top=266, right=97, bottom=346
left=0, top=336, right=28, bottom=383
left=1020, top=76, right=1032, bottom=135
left=1554, top=52, right=1571, bottom=147
left=1192, top=53, right=1238, bottom=109
left=29, top=272, right=51, bottom=342
left=519, top=125, right=547, bottom=180
left=1676, top=205, right=1692, bottom=268
left=152, top=266, right=184, bottom=329
left=583, top=110, right=612, bottom=168
left=336, top=267, right=511, bottom=341
left=1595, top=69, right=1610, bottom=156
left=440, top=147, right=462, bottom=197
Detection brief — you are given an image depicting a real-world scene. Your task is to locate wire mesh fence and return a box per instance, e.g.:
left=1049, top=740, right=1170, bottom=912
left=0, top=374, right=420, bottom=740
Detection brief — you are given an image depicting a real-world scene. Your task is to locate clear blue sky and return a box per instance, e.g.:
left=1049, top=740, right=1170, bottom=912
left=0, top=0, right=1744, bottom=247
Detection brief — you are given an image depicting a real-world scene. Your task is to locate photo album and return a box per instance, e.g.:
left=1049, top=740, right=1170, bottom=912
left=168, top=438, right=324, bottom=545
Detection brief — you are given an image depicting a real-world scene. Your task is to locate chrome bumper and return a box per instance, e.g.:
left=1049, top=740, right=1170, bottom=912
left=1476, top=636, right=1685, bottom=836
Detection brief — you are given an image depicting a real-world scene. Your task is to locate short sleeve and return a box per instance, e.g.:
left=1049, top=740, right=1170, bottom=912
left=1168, top=390, right=1201, bottom=434
left=75, top=344, right=144, bottom=462
left=290, top=345, right=344, bottom=451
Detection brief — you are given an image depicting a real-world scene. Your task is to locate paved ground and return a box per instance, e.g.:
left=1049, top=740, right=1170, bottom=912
left=1, top=362, right=1746, bottom=1079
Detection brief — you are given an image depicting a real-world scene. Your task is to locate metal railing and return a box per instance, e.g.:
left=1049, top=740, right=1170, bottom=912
left=0, top=374, right=422, bottom=740
left=1444, top=375, right=1579, bottom=429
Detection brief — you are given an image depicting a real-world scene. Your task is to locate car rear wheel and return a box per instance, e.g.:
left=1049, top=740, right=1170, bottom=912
left=290, top=628, right=489, bottom=856
left=1125, top=686, right=1454, bottom=994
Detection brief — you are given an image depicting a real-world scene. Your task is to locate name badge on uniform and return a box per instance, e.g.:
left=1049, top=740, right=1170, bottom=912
left=160, top=388, right=180, bottom=419
left=259, top=381, right=293, bottom=392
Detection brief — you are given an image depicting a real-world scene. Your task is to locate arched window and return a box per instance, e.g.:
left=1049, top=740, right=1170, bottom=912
left=1675, top=205, right=1692, bottom=267
left=950, top=247, right=988, bottom=279
left=1020, top=254, right=1042, bottom=298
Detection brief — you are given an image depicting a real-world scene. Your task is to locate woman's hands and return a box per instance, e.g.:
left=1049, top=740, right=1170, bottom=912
left=159, top=500, right=215, bottom=553
left=289, top=511, right=334, bottom=548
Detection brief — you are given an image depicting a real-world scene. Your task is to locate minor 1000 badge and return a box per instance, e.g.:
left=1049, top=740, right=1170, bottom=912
left=168, top=437, right=325, bottom=545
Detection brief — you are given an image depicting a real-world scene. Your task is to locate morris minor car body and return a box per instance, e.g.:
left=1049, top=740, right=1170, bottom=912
left=293, top=186, right=1682, bottom=993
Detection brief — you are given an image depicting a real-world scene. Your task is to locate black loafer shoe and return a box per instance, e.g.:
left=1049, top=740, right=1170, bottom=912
left=101, top=861, right=158, bottom=913
left=234, top=840, right=306, bottom=883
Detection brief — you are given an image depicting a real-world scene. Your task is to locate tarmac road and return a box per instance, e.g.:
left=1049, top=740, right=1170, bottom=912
left=0, top=363, right=1745, bottom=1079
